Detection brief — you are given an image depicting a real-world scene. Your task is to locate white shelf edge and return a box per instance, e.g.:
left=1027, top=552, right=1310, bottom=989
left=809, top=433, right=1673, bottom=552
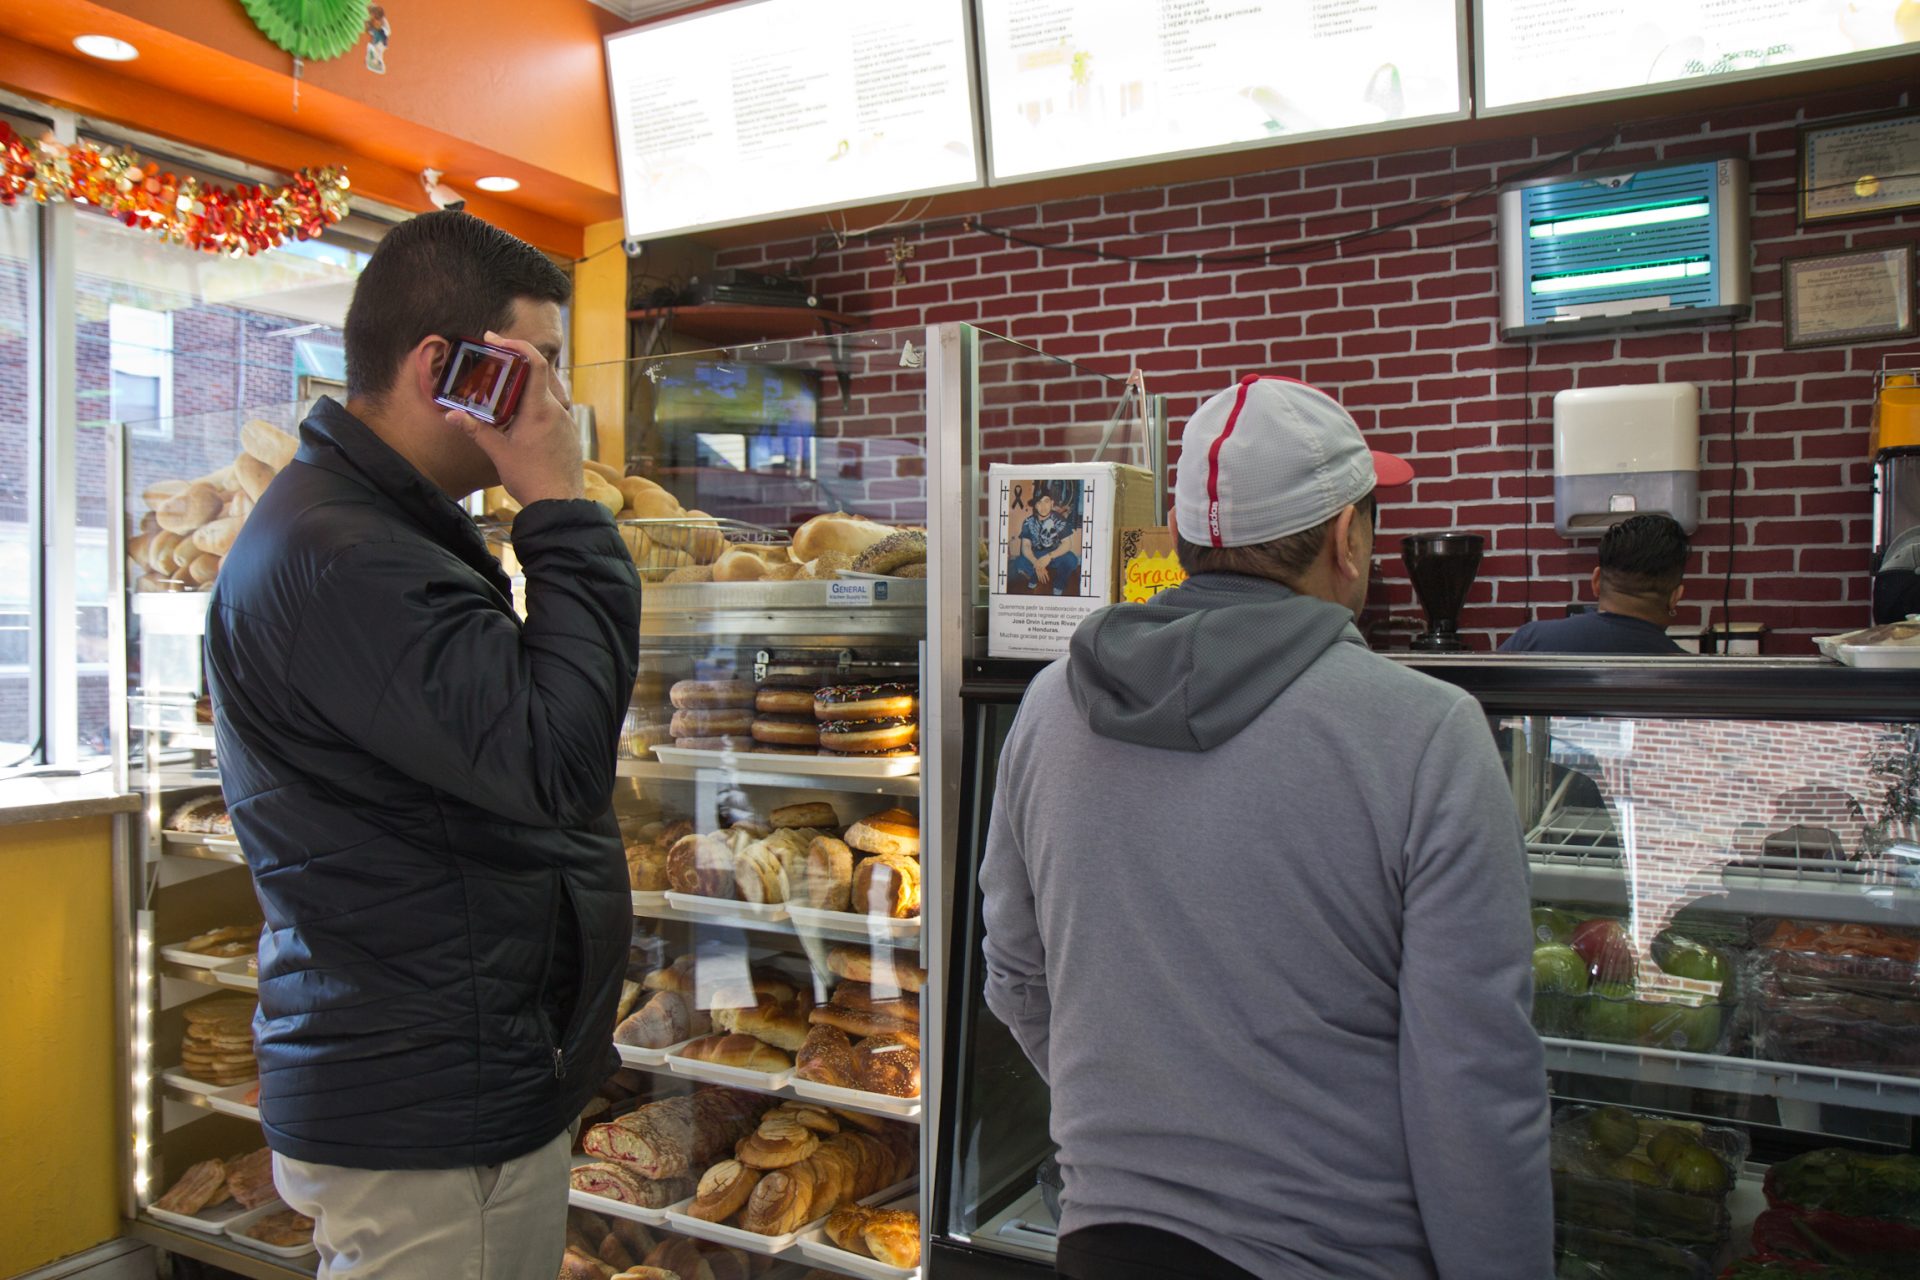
left=616, top=757, right=922, bottom=797
left=606, top=1045, right=922, bottom=1123
left=1540, top=1036, right=1920, bottom=1116
left=631, top=898, right=922, bottom=949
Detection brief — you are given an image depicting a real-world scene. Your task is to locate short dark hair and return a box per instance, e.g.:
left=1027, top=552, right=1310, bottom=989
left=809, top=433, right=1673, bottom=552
left=344, top=211, right=571, bottom=401
left=1175, top=492, right=1375, bottom=583
left=1598, top=514, right=1690, bottom=597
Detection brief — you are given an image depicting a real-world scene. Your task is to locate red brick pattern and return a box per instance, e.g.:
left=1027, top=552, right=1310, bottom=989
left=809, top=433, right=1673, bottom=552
left=715, top=84, right=1920, bottom=653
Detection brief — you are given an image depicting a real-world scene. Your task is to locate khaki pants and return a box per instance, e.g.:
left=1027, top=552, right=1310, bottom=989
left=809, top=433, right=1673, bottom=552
left=272, top=1128, right=571, bottom=1280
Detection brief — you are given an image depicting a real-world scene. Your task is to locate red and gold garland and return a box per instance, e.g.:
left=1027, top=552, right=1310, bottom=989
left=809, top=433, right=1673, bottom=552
left=0, top=122, right=350, bottom=256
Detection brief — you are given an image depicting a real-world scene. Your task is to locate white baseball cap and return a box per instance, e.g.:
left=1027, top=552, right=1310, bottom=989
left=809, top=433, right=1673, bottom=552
left=1174, top=374, right=1415, bottom=548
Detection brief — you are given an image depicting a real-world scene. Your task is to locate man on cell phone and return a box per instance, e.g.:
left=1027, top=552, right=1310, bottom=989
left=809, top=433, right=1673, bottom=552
left=205, top=211, right=641, bottom=1277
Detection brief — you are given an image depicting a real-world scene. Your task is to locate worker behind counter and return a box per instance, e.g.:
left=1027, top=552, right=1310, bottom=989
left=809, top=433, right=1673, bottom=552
left=1501, top=514, right=1692, bottom=656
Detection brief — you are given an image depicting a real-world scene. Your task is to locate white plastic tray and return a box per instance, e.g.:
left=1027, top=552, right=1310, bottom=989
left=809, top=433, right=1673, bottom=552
left=146, top=1191, right=253, bottom=1235
left=614, top=1036, right=695, bottom=1069
left=222, top=1202, right=315, bottom=1258
left=664, top=891, right=790, bottom=924
left=160, top=1066, right=256, bottom=1096
left=795, top=1193, right=923, bottom=1280
left=630, top=889, right=669, bottom=911
left=665, top=1047, right=794, bottom=1092
left=206, top=1082, right=261, bottom=1120
left=653, top=746, right=920, bottom=779
left=789, top=1076, right=922, bottom=1119
left=159, top=943, right=252, bottom=970
left=665, top=1178, right=917, bottom=1259
left=786, top=904, right=923, bottom=943
left=1835, top=642, right=1920, bottom=669
left=210, top=959, right=259, bottom=991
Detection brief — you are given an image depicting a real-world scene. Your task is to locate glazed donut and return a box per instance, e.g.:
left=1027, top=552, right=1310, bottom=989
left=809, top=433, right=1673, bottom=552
left=813, top=683, right=918, bottom=722
left=817, top=717, right=918, bottom=755
left=670, top=708, right=755, bottom=738
left=674, top=735, right=757, bottom=751
left=755, top=686, right=816, bottom=716
left=750, top=715, right=820, bottom=748
left=670, top=679, right=754, bottom=710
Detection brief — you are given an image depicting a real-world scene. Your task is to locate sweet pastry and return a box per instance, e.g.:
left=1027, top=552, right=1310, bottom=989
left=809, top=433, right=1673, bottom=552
left=844, top=808, right=919, bottom=859
left=749, top=715, right=818, bottom=748
left=667, top=832, right=740, bottom=900
left=669, top=680, right=755, bottom=710
left=642, top=954, right=695, bottom=994
left=770, top=801, right=839, bottom=830
left=731, top=841, right=789, bottom=904
left=855, top=1033, right=922, bottom=1098
left=615, top=979, right=644, bottom=1023
left=813, top=684, right=918, bottom=722
left=860, top=1208, right=922, bottom=1266
left=791, top=513, right=897, bottom=563
left=151, top=1158, right=229, bottom=1215
left=559, top=1247, right=616, bottom=1280
left=689, top=1159, right=761, bottom=1222
left=795, top=836, right=854, bottom=911
left=829, top=982, right=920, bottom=1026
left=818, top=718, right=917, bottom=755
left=824, top=943, right=926, bottom=993
left=773, top=1101, right=841, bottom=1133
left=669, top=708, right=755, bottom=738
left=225, top=1146, right=277, bottom=1208
left=735, top=1114, right=822, bottom=1170
left=625, top=841, right=670, bottom=892
left=794, top=1024, right=860, bottom=1089
left=851, top=852, right=922, bottom=919
left=177, top=924, right=257, bottom=958
left=825, top=1204, right=873, bottom=1252
left=235, top=1208, right=314, bottom=1249
left=674, top=1034, right=793, bottom=1073
left=614, top=991, right=691, bottom=1050
left=581, top=1092, right=766, bottom=1179
left=740, top=1162, right=818, bottom=1235
left=754, top=686, right=815, bottom=716
left=811, top=999, right=918, bottom=1041
left=714, top=998, right=811, bottom=1052
left=849, top=529, right=929, bottom=577
left=569, top=1161, right=693, bottom=1209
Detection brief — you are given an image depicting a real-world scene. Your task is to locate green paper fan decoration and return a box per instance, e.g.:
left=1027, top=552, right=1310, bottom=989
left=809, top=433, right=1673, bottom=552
left=239, top=0, right=372, bottom=62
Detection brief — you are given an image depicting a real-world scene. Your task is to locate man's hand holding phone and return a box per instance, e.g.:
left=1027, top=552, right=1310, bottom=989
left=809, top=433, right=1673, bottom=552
left=442, top=332, right=584, bottom=506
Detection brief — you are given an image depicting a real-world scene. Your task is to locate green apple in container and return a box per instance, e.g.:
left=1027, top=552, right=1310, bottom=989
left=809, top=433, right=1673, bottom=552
left=1531, top=905, right=1578, bottom=944
left=1530, top=942, right=1588, bottom=1036
left=1641, top=934, right=1732, bottom=1053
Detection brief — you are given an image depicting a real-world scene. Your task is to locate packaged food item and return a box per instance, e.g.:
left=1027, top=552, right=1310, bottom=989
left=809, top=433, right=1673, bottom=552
left=1751, top=919, right=1920, bottom=1076
left=1554, top=1222, right=1714, bottom=1279
left=1550, top=1105, right=1747, bottom=1248
left=1747, top=1147, right=1920, bottom=1274
left=1530, top=926, right=1738, bottom=1054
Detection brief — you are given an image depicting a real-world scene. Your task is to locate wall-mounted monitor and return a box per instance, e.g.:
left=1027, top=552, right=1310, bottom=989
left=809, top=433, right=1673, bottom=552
left=605, top=0, right=983, bottom=241
left=975, top=0, right=1469, bottom=184
left=1478, top=1, right=1920, bottom=115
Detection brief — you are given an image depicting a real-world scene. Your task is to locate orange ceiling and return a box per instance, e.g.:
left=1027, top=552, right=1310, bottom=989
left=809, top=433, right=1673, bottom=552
left=1, top=0, right=629, bottom=254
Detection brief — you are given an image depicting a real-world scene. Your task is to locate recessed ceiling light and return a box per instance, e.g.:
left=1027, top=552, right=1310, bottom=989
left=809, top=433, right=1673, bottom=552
left=474, top=176, right=520, bottom=193
left=73, top=34, right=139, bottom=62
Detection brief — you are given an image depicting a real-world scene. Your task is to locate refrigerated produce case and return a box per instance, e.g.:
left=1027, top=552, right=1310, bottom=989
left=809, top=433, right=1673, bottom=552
left=935, top=656, right=1920, bottom=1279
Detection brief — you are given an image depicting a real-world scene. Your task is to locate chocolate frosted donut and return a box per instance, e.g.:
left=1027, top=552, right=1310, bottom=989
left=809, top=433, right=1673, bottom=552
left=817, top=717, right=918, bottom=755
left=813, top=683, right=918, bottom=722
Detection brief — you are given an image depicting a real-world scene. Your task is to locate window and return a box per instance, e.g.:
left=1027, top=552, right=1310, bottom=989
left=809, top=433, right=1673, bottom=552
left=0, top=196, right=37, bottom=764
left=110, top=303, right=172, bottom=439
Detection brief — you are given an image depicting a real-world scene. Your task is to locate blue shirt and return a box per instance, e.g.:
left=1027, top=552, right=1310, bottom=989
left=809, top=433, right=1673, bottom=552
left=1500, top=611, right=1684, bottom=655
left=1020, top=510, right=1076, bottom=559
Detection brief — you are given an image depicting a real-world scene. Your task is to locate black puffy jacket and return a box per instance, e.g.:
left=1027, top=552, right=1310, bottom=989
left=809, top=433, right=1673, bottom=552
left=205, top=397, right=641, bottom=1169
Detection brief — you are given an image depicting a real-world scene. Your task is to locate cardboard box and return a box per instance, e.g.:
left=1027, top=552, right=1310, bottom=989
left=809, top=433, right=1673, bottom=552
left=988, top=463, right=1156, bottom=659
left=1116, top=527, right=1186, bottom=603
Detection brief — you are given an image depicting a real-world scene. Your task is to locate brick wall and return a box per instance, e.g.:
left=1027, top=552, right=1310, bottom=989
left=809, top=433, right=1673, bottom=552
left=714, top=82, right=1919, bottom=654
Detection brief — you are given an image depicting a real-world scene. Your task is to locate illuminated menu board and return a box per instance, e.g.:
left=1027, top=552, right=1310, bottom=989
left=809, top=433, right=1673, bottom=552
left=606, top=0, right=982, bottom=240
left=1479, top=0, right=1920, bottom=113
left=976, top=0, right=1468, bottom=183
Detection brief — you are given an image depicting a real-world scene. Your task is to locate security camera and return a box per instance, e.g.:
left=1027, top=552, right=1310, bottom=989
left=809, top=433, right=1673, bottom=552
left=622, top=237, right=645, bottom=258
left=421, top=168, right=467, bottom=212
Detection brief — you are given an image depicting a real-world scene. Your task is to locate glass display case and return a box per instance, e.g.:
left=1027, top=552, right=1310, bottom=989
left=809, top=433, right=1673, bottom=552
left=937, top=656, right=1920, bottom=1279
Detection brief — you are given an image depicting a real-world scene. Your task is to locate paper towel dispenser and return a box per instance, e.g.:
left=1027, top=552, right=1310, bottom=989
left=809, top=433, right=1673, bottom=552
left=1553, top=384, right=1700, bottom=538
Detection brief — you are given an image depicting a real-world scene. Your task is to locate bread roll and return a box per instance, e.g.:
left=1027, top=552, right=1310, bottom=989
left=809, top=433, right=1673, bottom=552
left=614, top=991, right=691, bottom=1050
left=795, top=837, right=853, bottom=912
left=631, top=489, right=682, bottom=521
left=689, top=1159, right=761, bottom=1223
left=157, top=483, right=221, bottom=535
left=771, top=802, right=838, bottom=830
left=792, top=513, right=896, bottom=563
left=851, top=852, right=922, bottom=919
left=765, top=562, right=802, bottom=581
left=147, top=531, right=184, bottom=576
left=585, top=475, right=624, bottom=515
left=712, top=548, right=768, bottom=582
left=799, top=551, right=855, bottom=580
left=739, top=1162, right=817, bottom=1236
left=735, top=1114, right=821, bottom=1170
left=241, top=420, right=299, bottom=470
left=583, top=459, right=623, bottom=484
left=663, top=565, right=714, bottom=584
left=171, top=534, right=201, bottom=573
left=235, top=453, right=276, bottom=502
left=192, top=517, right=243, bottom=557
left=674, top=1034, right=792, bottom=1073
left=824, top=943, right=925, bottom=993
left=854, top=1033, right=921, bottom=1098
left=845, top=808, right=919, bottom=859
left=718, top=999, right=811, bottom=1052
left=849, top=529, right=929, bottom=576
left=794, top=1024, right=859, bottom=1089
left=143, top=479, right=188, bottom=508
left=861, top=1208, right=922, bottom=1266
left=188, top=553, right=222, bottom=586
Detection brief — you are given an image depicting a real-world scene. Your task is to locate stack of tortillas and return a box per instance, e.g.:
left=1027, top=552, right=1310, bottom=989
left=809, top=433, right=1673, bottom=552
left=128, top=419, right=300, bottom=593
left=180, top=995, right=259, bottom=1085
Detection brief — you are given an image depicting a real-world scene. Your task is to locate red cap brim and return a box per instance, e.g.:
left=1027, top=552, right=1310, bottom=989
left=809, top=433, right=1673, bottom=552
left=1371, top=451, right=1415, bottom=489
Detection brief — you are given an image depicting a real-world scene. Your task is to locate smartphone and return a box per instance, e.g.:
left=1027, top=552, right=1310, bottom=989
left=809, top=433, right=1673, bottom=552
left=434, top=336, right=531, bottom=426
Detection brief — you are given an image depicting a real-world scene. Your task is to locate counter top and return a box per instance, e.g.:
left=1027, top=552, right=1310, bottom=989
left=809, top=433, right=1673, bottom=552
left=0, top=773, right=138, bottom=827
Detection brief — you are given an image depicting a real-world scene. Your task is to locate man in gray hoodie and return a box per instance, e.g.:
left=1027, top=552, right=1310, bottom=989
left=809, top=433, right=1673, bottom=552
left=981, top=374, right=1551, bottom=1280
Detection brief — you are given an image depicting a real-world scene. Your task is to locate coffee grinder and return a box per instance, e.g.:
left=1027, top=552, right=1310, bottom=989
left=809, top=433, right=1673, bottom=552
left=1401, top=533, right=1484, bottom=651
left=1871, top=355, right=1920, bottom=624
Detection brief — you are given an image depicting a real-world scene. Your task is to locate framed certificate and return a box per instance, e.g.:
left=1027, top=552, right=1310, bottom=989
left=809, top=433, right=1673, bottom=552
left=1799, top=111, right=1920, bottom=225
left=1781, top=245, right=1916, bottom=350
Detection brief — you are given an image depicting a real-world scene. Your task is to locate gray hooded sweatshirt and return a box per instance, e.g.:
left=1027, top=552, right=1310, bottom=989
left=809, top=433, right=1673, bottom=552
left=980, top=573, right=1551, bottom=1280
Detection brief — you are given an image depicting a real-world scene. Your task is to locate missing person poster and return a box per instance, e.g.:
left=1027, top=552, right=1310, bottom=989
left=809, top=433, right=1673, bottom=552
left=987, top=462, right=1156, bottom=659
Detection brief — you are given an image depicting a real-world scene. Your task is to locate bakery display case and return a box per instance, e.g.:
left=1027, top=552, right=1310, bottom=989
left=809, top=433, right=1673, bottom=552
left=934, top=656, right=1920, bottom=1279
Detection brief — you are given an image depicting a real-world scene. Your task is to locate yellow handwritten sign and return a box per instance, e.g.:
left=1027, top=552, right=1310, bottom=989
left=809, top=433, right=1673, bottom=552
left=1123, top=549, right=1185, bottom=603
